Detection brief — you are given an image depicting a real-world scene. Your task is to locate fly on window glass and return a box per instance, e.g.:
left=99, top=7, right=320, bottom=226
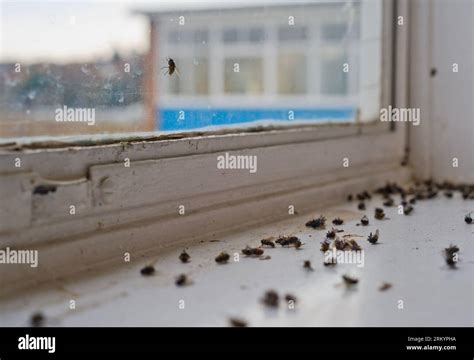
left=162, top=57, right=179, bottom=76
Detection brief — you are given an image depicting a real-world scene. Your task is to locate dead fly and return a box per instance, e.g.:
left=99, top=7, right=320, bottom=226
left=444, top=191, right=453, bottom=198
left=367, top=229, right=380, bottom=244
left=383, top=197, right=394, bottom=207
left=357, top=191, right=371, bottom=201
left=294, top=240, right=304, bottom=249
left=215, top=252, right=230, bottom=264
left=261, top=290, right=279, bottom=308
left=374, top=208, right=386, bottom=220
left=261, top=238, right=275, bottom=247
left=332, top=217, right=344, bottom=225
left=347, top=194, right=353, bottom=201
left=179, top=249, right=190, bottom=263
left=465, top=213, right=473, bottom=224
left=303, top=260, right=313, bottom=270
left=444, top=245, right=460, bottom=268
left=379, top=282, right=393, bottom=291
left=175, top=274, right=191, bottom=286
left=229, top=318, right=248, bottom=327
left=320, top=240, right=331, bottom=252
left=242, top=246, right=264, bottom=257
left=403, top=205, right=414, bottom=215
left=326, top=229, right=336, bottom=239
left=161, top=57, right=179, bottom=76
left=334, top=237, right=346, bottom=251
left=342, top=274, right=359, bottom=286
left=140, top=265, right=155, bottom=276
left=30, top=312, right=45, bottom=327
left=305, top=215, right=326, bottom=229
left=358, top=202, right=366, bottom=210
left=347, top=239, right=362, bottom=251
left=363, top=191, right=372, bottom=199
left=275, top=236, right=300, bottom=247
left=358, top=215, right=369, bottom=226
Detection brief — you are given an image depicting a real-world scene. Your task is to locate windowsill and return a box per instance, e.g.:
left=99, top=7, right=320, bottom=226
left=1, top=192, right=471, bottom=327
left=0, top=120, right=405, bottom=296
left=0, top=120, right=382, bottom=149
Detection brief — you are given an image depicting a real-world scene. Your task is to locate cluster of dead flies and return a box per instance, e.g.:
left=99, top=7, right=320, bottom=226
left=346, top=180, right=472, bottom=269
left=136, top=181, right=471, bottom=327
left=29, top=180, right=471, bottom=327
left=305, top=217, right=379, bottom=271
left=139, top=248, right=232, bottom=287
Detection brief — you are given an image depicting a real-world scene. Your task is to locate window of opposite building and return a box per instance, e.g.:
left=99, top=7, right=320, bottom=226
left=224, top=57, right=263, bottom=94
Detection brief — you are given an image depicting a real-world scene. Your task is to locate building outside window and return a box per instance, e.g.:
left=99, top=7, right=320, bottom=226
left=154, top=1, right=368, bottom=131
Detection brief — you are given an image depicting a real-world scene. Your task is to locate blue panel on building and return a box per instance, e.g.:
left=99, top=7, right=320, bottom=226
left=158, top=107, right=356, bottom=131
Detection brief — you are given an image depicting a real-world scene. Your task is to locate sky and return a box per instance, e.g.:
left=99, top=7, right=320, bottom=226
left=0, top=0, right=155, bottom=63
left=0, top=0, right=333, bottom=64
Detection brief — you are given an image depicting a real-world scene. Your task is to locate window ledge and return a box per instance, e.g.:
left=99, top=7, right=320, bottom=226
left=0, top=122, right=405, bottom=295
left=2, top=191, right=471, bottom=327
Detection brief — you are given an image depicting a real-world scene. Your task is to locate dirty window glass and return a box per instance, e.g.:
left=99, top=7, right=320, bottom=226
left=224, top=58, right=264, bottom=94
left=0, top=0, right=384, bottom=139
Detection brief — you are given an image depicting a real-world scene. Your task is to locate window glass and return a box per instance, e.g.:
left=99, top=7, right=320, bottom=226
left=278, top=26, right=308, bottom=42
left=321, top=24, right=347, bottom=42
left=0, top=0, right=383, bottom=138
left=248, top=27, right=266, bottom=42
left=168, top=29, right=208, bottom=44
left=223, top=27, right=265, bottom=43
left=193, top=57, right=209, bottom=95
left=320, top=50, right=349, bottom=95
left=224, top=58, right=263, bottom=94
left=223, top=28, right=239, bottom=43
left=168, top=57, right=208, bottom=95
left=278, top=54, right=307, bottom=95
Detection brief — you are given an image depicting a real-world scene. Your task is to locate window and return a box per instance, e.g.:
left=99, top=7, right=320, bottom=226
left=168, top=57, right=209, bottom=95
left=248, top=27, right=265, bottom=43
left=224, top=57, right=263, bottom=94
left=0, top=1, right=408, bottom=314
left=223, top=27, right=265, bottom=43
left=168, top=29, right=208, bottom=44
left=223, top=28, right=239, bottom=43
left=321, top=23, right=347, bottom=42
left=320, top=50, right=349, bottom=95
left=0, top=0, right=386, bottom=137
left=278, top=26, right=308, bottom=42
left=278, top=53, right=307, bottom=95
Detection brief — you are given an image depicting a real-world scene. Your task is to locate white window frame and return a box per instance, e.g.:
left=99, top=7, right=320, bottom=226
left=0, top=0, right=410, bottom=294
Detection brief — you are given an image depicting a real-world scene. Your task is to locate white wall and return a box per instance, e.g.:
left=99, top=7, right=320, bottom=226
left=409, top=0, right=474, bottom=183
